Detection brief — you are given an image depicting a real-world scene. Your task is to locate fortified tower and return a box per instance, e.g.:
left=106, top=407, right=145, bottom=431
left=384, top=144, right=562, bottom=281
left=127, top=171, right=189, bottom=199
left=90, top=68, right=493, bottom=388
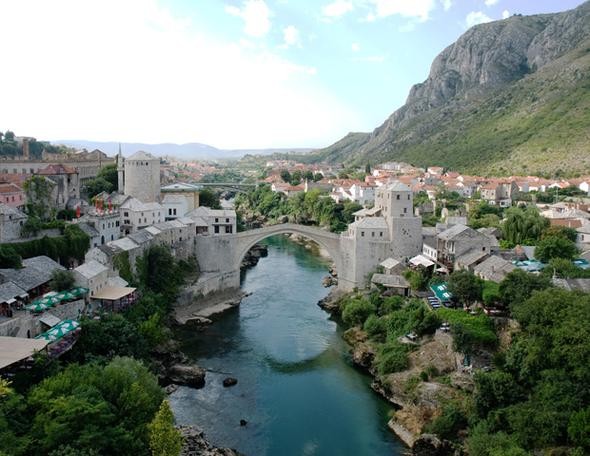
left=124, top=151, right=161, bottom=203
left=376, top=182, right=422, bottom=258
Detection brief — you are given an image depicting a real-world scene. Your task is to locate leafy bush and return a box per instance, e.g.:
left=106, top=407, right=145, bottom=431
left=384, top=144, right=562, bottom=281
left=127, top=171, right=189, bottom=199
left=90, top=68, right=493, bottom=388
left=341, top=298, right=376, bottom=327
left=363, top=314, right=387, bottom=341
left=375, top=341, right=409, bottom=375
left=425, top=403, right=468, bottom=441
left=437, top=308, right=497, bottom=353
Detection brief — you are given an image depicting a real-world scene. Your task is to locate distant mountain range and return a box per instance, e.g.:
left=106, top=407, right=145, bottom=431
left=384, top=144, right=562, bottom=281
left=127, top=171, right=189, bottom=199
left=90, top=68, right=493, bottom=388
left=307, top=1, right=590, bottom=177
left=55, top=140, right=313, bottom=161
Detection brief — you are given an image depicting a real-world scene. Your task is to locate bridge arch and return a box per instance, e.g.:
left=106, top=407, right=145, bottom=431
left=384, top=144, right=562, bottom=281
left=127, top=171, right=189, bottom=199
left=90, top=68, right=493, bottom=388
left=233, top=223, right=343, bottom=280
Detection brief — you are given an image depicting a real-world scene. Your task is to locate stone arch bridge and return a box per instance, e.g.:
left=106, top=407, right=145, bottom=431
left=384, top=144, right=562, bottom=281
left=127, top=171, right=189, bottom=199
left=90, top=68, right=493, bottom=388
left=194, top=223, right=358, bottom=293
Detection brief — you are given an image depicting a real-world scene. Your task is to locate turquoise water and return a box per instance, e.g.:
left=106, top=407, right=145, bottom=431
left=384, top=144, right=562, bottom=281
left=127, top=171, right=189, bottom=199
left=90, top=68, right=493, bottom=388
left=170, top=235, right=404, bottom=456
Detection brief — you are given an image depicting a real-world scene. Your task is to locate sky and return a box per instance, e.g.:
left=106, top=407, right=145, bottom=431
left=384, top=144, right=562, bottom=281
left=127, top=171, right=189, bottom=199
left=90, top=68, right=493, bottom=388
left=0, top=0, right=585, bottom=149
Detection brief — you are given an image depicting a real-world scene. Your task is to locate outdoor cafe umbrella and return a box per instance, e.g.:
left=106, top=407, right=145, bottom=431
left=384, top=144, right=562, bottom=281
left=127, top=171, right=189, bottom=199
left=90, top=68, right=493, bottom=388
left=36, top=319, right=80, bottom=342
left=36, top=296, right=60, bottom=307
left=69, top=287, right=89, bottom=298
left=55, top=291, right=75, bottom=301
left=25, top=302, right=49, bottom=313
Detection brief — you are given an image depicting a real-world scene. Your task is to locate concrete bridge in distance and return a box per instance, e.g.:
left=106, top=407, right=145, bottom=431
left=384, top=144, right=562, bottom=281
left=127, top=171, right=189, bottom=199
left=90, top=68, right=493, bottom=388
left=197, top=182, right=257, bottom=193
left=195, top=223, right=358, bottom=293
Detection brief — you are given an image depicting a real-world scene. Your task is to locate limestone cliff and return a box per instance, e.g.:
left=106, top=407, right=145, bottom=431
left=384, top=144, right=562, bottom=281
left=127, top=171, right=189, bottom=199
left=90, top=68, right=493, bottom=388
left=312, top=1, right=590, bottom=176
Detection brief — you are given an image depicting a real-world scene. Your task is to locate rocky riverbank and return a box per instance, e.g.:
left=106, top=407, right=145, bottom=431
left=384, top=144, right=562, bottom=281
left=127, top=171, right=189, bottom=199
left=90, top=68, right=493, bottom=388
left=178, top=426, right=244, bottom=456
left=174, top=289, right=248, bottom=326
left=317, top=291, right=466, bottom=456
left=241, top=243, right=268, bottom=269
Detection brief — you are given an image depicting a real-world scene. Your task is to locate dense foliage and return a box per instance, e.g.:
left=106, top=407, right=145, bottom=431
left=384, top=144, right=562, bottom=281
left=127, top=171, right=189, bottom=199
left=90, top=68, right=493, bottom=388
left=501, top=206, right=549, bottom=247
left=235, top=184, right=362, bottom=232
left=0, top=244, right=194, bottom=455
left=0, top=224, right=90, bottom=268
left=84, top=164, right=118, bottom=199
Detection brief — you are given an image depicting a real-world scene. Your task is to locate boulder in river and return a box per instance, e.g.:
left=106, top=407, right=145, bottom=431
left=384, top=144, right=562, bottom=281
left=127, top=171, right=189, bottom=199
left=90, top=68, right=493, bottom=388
left=223, top=377, right=238, bottom=387
left=166, top=364, right=206, bottom=388
left=178, top=425, right=244, bottom=456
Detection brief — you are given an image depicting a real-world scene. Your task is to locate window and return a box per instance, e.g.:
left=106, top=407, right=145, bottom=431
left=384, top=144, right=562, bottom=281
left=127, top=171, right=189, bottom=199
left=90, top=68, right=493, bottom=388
left=404, top=207, right=407, bottom=214
left=361, top=231, right=365, bottom=237
left=173, top=209, right=177, bottom=215
left=226, top=218, right=229, bottom=223
left=124, top=212, right=129, bottom=217
left=168, top=209, right=172, bottom=215
left=225, top=225, right=232, bottom=233
left=380, top=232, right=383, bottom=237
left=214, top=225, right=220, bottom=234
left=396, top=194, right=400, bottom=200
left=371, top=231, right=375, bottom=237
left=116, top=221, right=119, bottom=227
left=215, top=218, right=219, bottom=223
left=408, top=195, right=410, bottom=200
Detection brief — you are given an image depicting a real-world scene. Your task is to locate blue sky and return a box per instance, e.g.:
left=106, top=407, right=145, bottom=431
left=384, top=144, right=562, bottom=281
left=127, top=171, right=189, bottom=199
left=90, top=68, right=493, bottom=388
left=0, top=0, right=585, bottom=149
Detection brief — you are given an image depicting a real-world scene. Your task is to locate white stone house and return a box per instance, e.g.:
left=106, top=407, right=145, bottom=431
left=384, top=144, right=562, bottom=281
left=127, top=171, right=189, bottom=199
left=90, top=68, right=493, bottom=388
left=187, top=206, right=236, bottom=235
left=0, top=204, right=27, bottom=242
left=435, top=224, right=493, bottom=270
left=74, top=260, right=109, bottom=297
left=120, top=197, right=164, bottom=234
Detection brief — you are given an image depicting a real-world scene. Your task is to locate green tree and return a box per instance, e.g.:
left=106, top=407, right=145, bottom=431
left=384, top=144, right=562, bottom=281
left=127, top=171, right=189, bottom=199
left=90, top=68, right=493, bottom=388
left=502, top=206, right=549, bottom=247
left=23, top=176, right=54, bottom=221
left=84, top=177, right=113, bottom=199
left=198, top=189, right=221, bottom=209
left=49, top=270, right=75, bottom=291
left=448, top=270, right=483, bottom=305
left=341, top=298, right=376, bottom=327
left=136, top=245, right=183, bottom=300
left=148, top=400, right=183, bottom=456
left=498, top=269, right=551, bottom=310
left=568, top=407, right=590, bottom=449
left=96, top=164, right=118, bottom=190
left=534, top=236, right=578, bottom=263
left=280, top=169, right=291, bottom=183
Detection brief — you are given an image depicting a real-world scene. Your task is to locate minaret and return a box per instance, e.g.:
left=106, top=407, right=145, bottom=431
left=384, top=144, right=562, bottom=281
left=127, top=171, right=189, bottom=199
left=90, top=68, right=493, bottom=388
left=117, top=143, right=125, bottom=193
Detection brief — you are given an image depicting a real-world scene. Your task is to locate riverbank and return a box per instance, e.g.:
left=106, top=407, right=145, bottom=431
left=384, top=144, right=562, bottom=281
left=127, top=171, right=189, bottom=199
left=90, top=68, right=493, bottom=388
left=317, top=290, right=467, bottom=455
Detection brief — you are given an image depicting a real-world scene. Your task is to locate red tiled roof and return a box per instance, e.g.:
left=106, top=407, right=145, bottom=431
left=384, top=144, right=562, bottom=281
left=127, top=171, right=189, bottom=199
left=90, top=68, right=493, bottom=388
left=0, top=183, right=23, bottom=194
left=37, top=164, right=77, bottom=175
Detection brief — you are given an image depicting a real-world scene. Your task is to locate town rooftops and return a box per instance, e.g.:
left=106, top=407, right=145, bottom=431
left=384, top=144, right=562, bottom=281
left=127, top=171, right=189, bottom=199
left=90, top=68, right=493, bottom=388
left=0, top=204, right=26, bottom=217
left=383, top=181, right=411, bottom=192
left=74, top=260, right=109, bottom=280
left=474, top=255, right=516, bottom=283
left=0, top=337, right=49, bottom=370
left=0, top=281, right=27, bottom=304
left=552, top=278, right=590, bottom=293
left=371, top=273, right=409, bottom=288
left=353, top=217, right=389, bottom=229
left=120, top=197, right=163, bottom=211
left=108, top=237, right=139, bottom=252
left=437, top=224, right=470, bottom=240
left=128, top=230, right=154, bottom=245
left=0, top=256, right=65, bottom=292
left=126, top=150, right=159, bottom=161
left=188, top=206, right=236, bottom=218
left=0, top=183, right=23, bottom=194
left=37, top=164, right=77, bottom=175
left=77, top=222, right=100, bottom=238
left=380, top=258, right=401, bottom=269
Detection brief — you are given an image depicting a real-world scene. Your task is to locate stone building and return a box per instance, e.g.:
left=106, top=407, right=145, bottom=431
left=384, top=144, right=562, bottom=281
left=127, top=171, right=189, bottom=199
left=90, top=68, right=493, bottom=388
left=0, top=183, right=25, bottom=209
left=161, top=182, right=201, bottom=220
left=0, top=204, right=27, bottom=242
left=186, top=206, right=236, bottom=235
left=120, top=197, right=164, bottom=234
left=123, top=151, right=161, bottom=203
left=341, top=181, right=422, bottom=285
left=36, top=164, right=80, bottom=210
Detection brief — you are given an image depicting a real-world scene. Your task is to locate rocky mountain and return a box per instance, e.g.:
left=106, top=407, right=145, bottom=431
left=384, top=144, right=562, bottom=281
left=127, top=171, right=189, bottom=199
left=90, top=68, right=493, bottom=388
left=311, top=1, right=590, bottom=176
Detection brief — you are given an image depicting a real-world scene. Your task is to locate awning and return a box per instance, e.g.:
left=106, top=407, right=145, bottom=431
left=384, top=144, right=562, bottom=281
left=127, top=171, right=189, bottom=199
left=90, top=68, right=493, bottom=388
left=6, top=298, right=16, bottom=305
left=0, top=336, right=49, bottom=369
left=91, top=286, right=136, bottom=301
left=40, top=313, right=61, bottom=328
left=409, top=254, right=435, bottom=268
left=35, top=319, right=80, bottom=343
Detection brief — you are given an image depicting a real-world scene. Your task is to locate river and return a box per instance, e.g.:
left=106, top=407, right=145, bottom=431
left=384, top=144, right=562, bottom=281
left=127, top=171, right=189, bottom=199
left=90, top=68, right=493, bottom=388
left=170, top=235, right=404, bottom=456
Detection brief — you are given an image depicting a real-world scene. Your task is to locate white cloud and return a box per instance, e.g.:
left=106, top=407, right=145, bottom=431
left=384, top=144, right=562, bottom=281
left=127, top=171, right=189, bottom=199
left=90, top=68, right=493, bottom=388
left=0, top=0, right=359, bottom=149
left=366, top=0, right=437, bottom=22
left=282, top=25, right=301, bottom=47
left=465, top=11, right=493, bottom=28
left=225, top=0, right=271, bottom=38
left=322, top=0, right=354, bottom=19
left=441, top=0, right=452, bottom=11
left=484, top=0, right=498, bottom=6
left=351, top=42, right=360, bottom=52
left=502, top=9, right=510, bottom=19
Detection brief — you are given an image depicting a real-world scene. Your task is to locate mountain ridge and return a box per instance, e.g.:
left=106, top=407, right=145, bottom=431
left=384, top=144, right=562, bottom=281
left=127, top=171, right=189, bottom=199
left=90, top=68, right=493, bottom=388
left=309, top=1, right=590, bottom=176
left=54, top=140, right=313, bottom=161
